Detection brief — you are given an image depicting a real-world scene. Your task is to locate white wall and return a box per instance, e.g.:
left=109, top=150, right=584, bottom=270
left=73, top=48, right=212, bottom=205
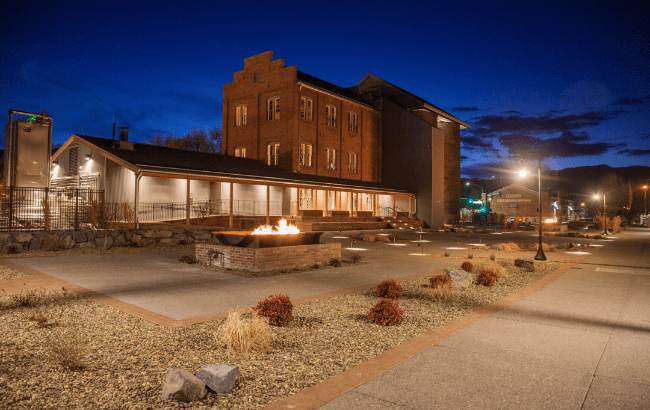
left=105, top=159, right=135, bottom=203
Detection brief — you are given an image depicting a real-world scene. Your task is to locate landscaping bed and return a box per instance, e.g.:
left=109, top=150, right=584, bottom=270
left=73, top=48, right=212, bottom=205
left=0, top=257, right=564, bottom=409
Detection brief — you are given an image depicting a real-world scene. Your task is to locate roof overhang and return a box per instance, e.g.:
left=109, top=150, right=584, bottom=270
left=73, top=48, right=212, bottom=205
left=408, top=105, right=470, bottom=129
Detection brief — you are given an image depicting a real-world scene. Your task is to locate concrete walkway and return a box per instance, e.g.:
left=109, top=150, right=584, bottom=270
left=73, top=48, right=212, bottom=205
left=267, top=228, right=650, bottom=410
left=3, top=228, right=647, bottom=409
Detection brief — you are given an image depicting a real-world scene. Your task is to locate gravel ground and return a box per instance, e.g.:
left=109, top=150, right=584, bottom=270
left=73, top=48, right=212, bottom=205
left=0, top=265, right=27, bottom=281
left=0, top=257, right=563, bottom=409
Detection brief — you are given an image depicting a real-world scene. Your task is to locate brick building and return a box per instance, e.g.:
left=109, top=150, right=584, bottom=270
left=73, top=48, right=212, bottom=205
left=223, top=51, right=469, bottom=227
left=487, top=183, right=575, bottom=223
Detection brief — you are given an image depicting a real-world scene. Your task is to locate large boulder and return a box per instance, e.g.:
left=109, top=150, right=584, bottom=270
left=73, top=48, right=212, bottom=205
left=443, top=268, right=473, bottom=289
left=515, top=259, right=534, bottom=270
left=14, top=233, right=33, bottom=243
left=161, top=368, right=207, bottom=402
left=196, top=364, right=240, bottom=394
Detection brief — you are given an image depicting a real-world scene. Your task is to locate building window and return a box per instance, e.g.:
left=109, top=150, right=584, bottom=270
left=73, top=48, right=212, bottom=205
left=348, top=152, right=358, bottom=173
left=300, top=143, right=312, bottom=167
left=366, top=193, right=374, bottom=211
left=326, top=105, right=337, bottom=127
left=267, top=97, right=280, bottom=121
left=253, top=70, right=260, bottom=83
left=348, top=111, right=358, bottom=133
left=234, top=147, right=246, bottom=158
left=301, top=97, right=313, bottom=121
left=326, top=147, right=336, bottom=170
left=267, top=143, right=280, bottom=166
left=299, top=189, right=312, bottom=210
left=235, top=105, right=247, bottom=127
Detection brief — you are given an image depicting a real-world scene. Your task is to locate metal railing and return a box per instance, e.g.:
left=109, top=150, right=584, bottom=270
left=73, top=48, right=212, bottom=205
left=0, top=187, right=105, bottom=231
left=105, top=199, right=291, bottom=223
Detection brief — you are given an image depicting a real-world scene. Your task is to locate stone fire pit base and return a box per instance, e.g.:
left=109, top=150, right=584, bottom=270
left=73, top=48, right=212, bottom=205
left=195, top=242, right=341, bottom=273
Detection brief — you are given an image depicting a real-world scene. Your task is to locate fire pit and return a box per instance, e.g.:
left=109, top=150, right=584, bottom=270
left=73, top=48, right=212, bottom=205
left=214, top=231, right=323, bottom=248
left=195, top=219, right=340, bottom=272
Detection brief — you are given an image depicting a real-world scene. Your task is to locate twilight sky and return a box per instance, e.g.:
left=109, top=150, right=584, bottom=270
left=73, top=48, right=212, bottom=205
left=1, top=0, right=648, bottom=179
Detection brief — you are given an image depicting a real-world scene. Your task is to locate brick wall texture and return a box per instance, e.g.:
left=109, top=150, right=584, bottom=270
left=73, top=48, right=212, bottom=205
left=196, top=242, right=341, bottom=273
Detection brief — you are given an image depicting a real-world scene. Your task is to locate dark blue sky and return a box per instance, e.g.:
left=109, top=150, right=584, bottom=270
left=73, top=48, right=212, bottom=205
left=2, top=0, right=648, bottom=178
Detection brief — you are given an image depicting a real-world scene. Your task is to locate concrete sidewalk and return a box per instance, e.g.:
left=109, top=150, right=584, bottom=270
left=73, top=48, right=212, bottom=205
left=266, top=228, right=650, bottom=410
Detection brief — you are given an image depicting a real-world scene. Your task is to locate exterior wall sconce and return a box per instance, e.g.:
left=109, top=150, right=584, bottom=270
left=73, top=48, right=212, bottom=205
left=85, top=153, right=92, bottom=161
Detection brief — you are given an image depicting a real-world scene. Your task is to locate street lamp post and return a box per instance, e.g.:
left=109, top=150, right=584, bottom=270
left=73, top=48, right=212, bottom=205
left=517, top=149, right=546, bottom=261
left=644, top=185, right=648, bottom=215
left=594, top=194, right=608, bottom=235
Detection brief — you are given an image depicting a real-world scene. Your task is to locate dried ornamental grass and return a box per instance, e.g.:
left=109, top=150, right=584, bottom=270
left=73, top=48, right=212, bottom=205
left=45, top=329, right=85, bottom=371
left=497, top=242, right=520, bottom=252
left=428, top=283, right=453, bottom=301
left=215, top=309, right=272, bottom=354
left=475, top=260, right=508, bottom=278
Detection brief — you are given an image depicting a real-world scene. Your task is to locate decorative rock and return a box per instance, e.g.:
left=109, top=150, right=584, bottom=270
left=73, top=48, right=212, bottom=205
left=113, top=233, right=126, bottom=247
left=192, top=231, right=212, bottom=240
left=14, top=233, right=33, bottom=243
left=161, top=368, right=207, bottom=402
left=60, top=234, right=75, bottom=249
left=514, top=259, right=534, bottom=269
left=131, top=233, right=141, bottom=243
left=94, top=235, right=114, bottom=249
left=77, top=242, right=96, bottom=248
left=73, top=231, right=88, bottom=243
left=151, top=230, right=173, bottom=238
left=0, top=233, right=11, bottom=242
left=443, top=268, right=473, bottom=289
left=196, top=364, right=240, bottom=394
left=28, top=237, right=41, bottom=251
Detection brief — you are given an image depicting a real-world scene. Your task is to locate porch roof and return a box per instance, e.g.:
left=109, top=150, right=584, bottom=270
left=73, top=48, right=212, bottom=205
left=58, top=135, right=411, bottom=196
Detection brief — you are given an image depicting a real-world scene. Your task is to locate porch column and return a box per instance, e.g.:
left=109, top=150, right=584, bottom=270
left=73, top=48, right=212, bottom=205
left=134, top=172, right=141, bottom=228
left=409, top=196, right=412, bottom=216
left=229, top=182, right=234, bottom=228
left=266, top=185, right=270, bottom=225
left=186, top=178, right=191, bottom=225
left=393, top=196, right=396, bottom=217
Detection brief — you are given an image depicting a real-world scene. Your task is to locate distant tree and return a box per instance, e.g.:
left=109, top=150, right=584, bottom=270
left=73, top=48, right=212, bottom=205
left=148, top=127, right=222, bottom=153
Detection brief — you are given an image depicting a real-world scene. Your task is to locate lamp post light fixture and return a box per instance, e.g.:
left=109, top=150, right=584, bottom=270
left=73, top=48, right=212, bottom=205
left=516, top=149, right=546, bottom=261
left=594, top=194, right=608, bottom=235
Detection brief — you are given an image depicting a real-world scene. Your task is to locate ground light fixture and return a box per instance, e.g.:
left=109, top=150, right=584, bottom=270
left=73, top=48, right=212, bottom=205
left=516, top=149, right=547, bottom=261
left=594, top=194, right=608, bottom=235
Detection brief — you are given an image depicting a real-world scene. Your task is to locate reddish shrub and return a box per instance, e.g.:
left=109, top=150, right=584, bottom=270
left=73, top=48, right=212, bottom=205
left=374, top=279, right=402, bottom=299
left=253, top=294, right=294, bottom=326
left=460, top=261, right=473, bottom=273
left=367, top=299, right=404, bottom=326
left=475, top=268, right=499, bottom=287
left=429, top=275, right=451, bottom=288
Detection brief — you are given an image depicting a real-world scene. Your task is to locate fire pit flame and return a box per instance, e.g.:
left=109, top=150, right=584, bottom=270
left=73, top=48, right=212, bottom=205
left=251, top=218, right=300, bottom=235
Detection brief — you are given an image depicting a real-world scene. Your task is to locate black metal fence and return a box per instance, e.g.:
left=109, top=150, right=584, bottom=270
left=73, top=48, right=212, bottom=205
left=0, top=187, right=105, bottom=231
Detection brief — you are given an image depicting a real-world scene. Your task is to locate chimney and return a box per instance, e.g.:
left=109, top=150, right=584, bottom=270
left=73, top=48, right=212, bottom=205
left=118, top=126, right=130, bottom=141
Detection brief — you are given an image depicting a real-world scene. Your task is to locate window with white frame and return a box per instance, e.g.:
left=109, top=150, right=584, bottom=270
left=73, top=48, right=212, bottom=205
left=326, top=147, right=336, bottom=170
left=235, top=105, right=247, bottom=127
left=348, top=152, right=358, bottom=173
left=300, top=142, right=313, bottom=167
left=234, top=147, right=246, bottom=158
left=348, top=111, right=358, bottom=133
left=300, top=97, right=313, bottom=121
left=267, top=143, right=280, bottom=165
left=326, top=105, right=337, bottom=127
left=267, top=97, right=280, bottom=121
